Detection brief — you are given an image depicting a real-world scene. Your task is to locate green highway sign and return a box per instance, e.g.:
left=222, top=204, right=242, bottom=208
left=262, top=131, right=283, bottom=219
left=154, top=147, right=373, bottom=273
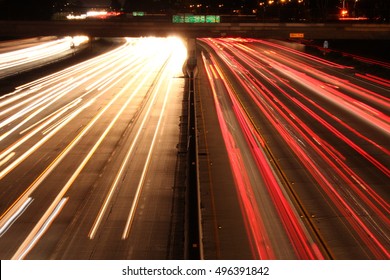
left=173, top=14, right=220, bottom=23
left=185, top=15, right=205, bottom=23
left=206, top=15, right=220, bottom=23
left=132, top=11, right=145, bottom=16
left=172, top=15, right=184, bottom=23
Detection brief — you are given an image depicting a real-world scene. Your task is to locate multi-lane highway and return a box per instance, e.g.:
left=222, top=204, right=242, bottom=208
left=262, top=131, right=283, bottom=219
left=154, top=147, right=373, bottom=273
left=0, top=36, right=89, bottom=79
left=0, top=36, right=388, bottom=260
left=197, top=38, right=389, bottom=259
left=0, top=37, right=187, bottom=259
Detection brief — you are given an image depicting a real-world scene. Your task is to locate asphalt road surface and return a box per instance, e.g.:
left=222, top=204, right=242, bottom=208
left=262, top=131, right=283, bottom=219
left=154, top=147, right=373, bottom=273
left=0, top=37, right=187, bottom=259
left=0, top=37, right=388, bottom=260
left=197, top=38, right=389, bottom=260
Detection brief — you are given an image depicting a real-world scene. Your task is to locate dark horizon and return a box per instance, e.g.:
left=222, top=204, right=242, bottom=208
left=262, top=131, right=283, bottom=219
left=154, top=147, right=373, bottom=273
left=0, top=0, right=389, bottom=22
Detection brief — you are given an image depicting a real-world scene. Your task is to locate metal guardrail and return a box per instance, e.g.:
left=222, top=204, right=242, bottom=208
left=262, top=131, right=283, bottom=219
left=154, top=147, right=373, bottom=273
left=185, top=69, right=204, bottom=260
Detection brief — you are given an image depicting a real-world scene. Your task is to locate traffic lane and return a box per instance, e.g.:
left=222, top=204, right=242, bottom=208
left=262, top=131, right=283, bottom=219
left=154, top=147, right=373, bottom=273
left=199, top=48, right=304, bottom=259
left=85, top=72, right=185, bottom=259
left=0, top=48, right=133, bottom=155
left=0, top=37, right=89, bottom=79
left=232, top=41, right=390, bottom=223
left=248, top=39, right=390, bottom=117
left=217, top=38, right=389, bottom=214
left=0, top=49, right=155, bottom=217
left=212, top=69, right=297, bottom=259
left=12, top=73, right=163, bottom=259
left=92, top=109, right=181, bottom=259
left=196, top=55, right=253, bottom=260
left=44, top=80, right=172, bottom=259
left=230, top=42, right=389, bottom=199
left=0, top=37, right=187, bottom=260
left=0, top=42, right=144, bottom=141
left=0, top=37, right=59, bottom=54
left=0, top=62, right=157, bottom=259
left=0, top=107, right=139, bottom=259
left=207, top=38, right=386, bottom=258
left=0, top=68, right=149, bottom=225
left=208, top=40, right=345, bottom=258
left=19, top=55, right=185, bottom=259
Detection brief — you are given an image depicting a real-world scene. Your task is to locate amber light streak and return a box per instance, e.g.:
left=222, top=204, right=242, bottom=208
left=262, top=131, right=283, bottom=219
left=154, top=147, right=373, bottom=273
left=201, top=38, right=389, bottom=259
left=0, top=37, right=89, bottom=75
left=0, top=38, right=187, bottom=259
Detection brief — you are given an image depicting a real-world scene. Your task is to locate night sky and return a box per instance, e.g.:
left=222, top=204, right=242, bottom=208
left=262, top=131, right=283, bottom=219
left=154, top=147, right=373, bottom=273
left=82, top=0, right=114, bottom=7
left=0, top=0, right=389, bottom=21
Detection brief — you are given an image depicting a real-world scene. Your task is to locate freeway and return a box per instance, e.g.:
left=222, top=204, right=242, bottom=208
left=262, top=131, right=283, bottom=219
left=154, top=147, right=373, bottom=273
left=197, top=38, right=389, bottom=259
left=0, top=36, right=89, bottom=79
left=0, top=37, right=187, bottom=259
left=0, top=36, right=388, bottom=260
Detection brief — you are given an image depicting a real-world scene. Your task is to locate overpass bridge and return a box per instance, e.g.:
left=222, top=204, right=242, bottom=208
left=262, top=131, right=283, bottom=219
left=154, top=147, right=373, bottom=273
left=0, top=20, right=389, bottom=40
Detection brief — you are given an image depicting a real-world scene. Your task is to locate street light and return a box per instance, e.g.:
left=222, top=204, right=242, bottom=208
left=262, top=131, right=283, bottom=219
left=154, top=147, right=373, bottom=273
left=341, top=0, right=348, bottom=17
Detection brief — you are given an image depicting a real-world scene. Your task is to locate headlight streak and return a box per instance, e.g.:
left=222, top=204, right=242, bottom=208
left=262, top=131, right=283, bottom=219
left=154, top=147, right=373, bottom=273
left=0, top=80, right=68, bottom=119
left=0, top=152, right=15, bottom=167
left=1, top=37, right=185, bottom=259
left=0, top=43, right=141, bottom=126
left=0, top=42, right=153, bottom=222
left=0, top=64, right=145, bottom=223
left=121, top=53, right=177, bottom=240
left=89, top=38, right=187, bottom=240
left=2, top=40, right=131, bottom=102
left=12, top=197, right=68, bottom=260
left=0, top=42, right=149, bottom=164
left=1, top=100, right=79, bottom=160
left=0, top=99, right=93, bottom=181
left=203, top=38, right=390, bottom=259
left=19, top=98, right=83, bottom=135
left=0, top=197, right=33, bottom=237
left=86, top=56, right=166, bottom=239
left=0, top=37, right=88, bottom=81
left=0, top=79, right=82, bottom=140
left=0, top=38, right=71, bottom=70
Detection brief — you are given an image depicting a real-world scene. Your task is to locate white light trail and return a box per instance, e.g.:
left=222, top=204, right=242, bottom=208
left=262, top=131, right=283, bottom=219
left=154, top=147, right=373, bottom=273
left=0, top=197, right=33, bottom=237
left=12, top=197, right=68, bottom=260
